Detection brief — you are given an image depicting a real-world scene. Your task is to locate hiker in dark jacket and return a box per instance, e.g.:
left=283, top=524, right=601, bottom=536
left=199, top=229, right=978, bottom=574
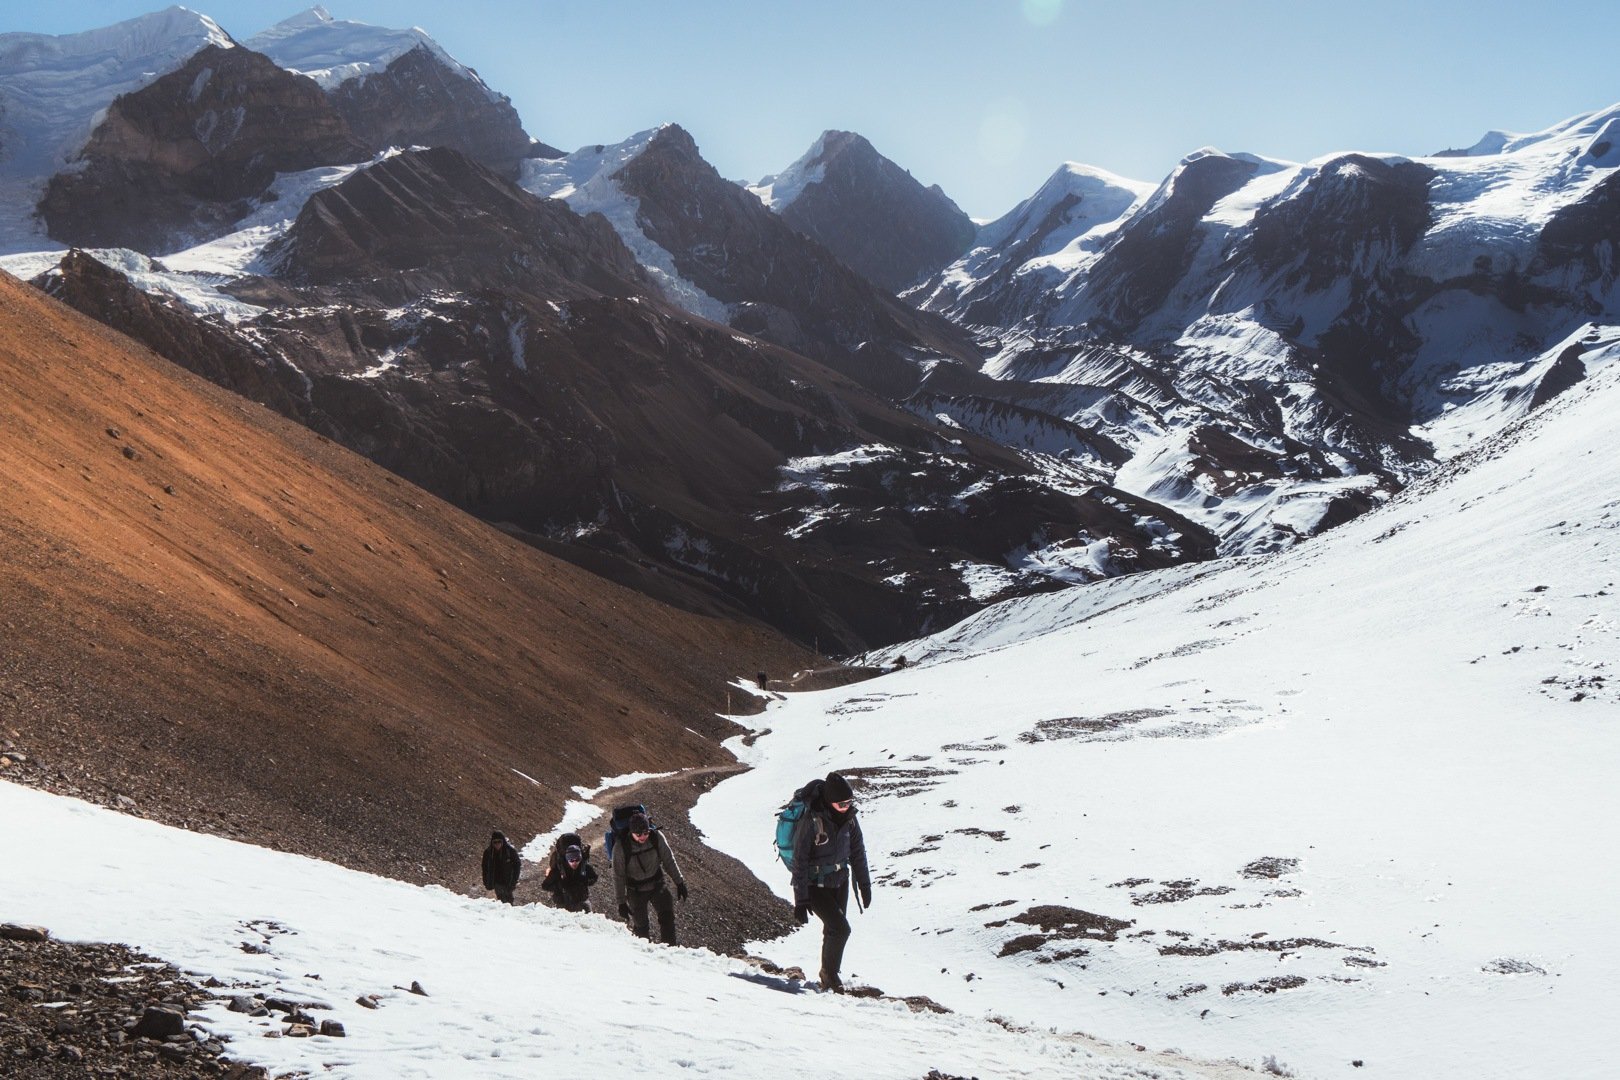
left=611, top=813, right=689, bottom=945
left=540, top=840, right=599, bottom=913
left=791, top=772, right=872, bottom=993
left=482, top=831, right=522, bottom=905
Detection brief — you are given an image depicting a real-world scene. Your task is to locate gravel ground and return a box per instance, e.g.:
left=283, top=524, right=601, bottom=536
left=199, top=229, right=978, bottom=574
left=0, top=931, right=267, bottom=1079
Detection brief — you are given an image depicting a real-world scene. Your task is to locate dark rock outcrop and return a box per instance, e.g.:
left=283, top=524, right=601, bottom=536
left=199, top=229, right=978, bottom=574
left=771, top=131, right=975, bottom=292
left=269, top=146, right=653, bottom=303
left=38, top=45, right=371, bottom=252
left=329, top=44, right=556, bottom=176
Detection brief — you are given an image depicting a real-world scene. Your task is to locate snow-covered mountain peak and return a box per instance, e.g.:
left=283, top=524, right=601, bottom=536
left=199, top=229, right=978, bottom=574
left=1451, top=101, right=1620, bottom=160
left=0, top=6, right=233, bottom=181
left=246, top=5, right=491, bottom=97
left=520, top=126, right=671, bottom=201
left=974, top=160, right=1153, bottom=253
left=519, top=125, right=729, bottom=322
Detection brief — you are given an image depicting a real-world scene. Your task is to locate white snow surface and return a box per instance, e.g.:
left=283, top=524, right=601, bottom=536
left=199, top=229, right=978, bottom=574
left=0, top=6, right=234, bottom=251
left=519, top=130, right=730, bottom=323
left=0, top=781, right=1247, bottom=1080
left=695, top=362, right=1620, bottom=1079
left=246, top=6, right=494, bottom=98
left=747, top=131, right=830, bottom=210
left=910, top=161, right=1152, bottom=314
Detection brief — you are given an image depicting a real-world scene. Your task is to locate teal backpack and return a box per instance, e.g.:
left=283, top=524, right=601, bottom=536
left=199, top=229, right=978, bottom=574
left=773, top=781, right=817, bottom=869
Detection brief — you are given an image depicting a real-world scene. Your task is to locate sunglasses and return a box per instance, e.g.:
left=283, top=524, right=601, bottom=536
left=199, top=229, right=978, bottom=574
left=830, top=799, right=853, bottom=811
left=631, top=829, right=651, bottom=838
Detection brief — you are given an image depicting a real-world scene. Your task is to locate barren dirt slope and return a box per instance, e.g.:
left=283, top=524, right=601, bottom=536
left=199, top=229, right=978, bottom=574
left=0, top=269, right=810, bottom=889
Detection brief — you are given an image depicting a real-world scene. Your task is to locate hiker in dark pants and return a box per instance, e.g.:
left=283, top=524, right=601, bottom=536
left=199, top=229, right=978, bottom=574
left=612, top=813, right=689, bottom=944
left=482, top=830, right=522, bottom=904
left=790, top=772, right=872, bottom=993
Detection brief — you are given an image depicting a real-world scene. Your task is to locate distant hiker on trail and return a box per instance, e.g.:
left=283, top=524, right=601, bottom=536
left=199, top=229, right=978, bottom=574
left=540, top=833, right=598, bottom=913
left=789, top=772, right=872, bottom=993
left=609, top=810, right=689, bottom=945
left=482, top=831, right=522, bottom=905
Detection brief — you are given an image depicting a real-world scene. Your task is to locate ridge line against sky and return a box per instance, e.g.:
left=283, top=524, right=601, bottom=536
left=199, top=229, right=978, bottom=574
left=8, top=1, right=1620, bottom=220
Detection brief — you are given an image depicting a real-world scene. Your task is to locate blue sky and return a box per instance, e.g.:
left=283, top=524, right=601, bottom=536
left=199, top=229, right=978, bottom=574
left=14, top=1, right=1620, bottom=219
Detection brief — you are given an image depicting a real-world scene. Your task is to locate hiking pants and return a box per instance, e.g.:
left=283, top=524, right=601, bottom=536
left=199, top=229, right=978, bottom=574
left=629, top=882, right=676, bottom=945
left=807, top=879, right=851, bottom=979
left=494, top=886, right=516, bottom=905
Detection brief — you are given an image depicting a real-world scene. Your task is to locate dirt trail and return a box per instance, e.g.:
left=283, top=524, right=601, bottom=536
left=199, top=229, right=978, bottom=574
left=494, top=762, right=796, bottom=955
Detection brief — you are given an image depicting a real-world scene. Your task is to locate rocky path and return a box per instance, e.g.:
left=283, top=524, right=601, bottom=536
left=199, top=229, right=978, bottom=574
left=492, top=762, right=799, bottom=957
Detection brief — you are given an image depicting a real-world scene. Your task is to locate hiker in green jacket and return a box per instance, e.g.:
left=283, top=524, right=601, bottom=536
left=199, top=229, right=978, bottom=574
left=612, top=813, right=689, bottom=945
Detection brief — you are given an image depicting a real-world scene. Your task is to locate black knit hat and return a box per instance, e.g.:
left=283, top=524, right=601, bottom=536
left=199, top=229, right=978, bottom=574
left=823, top=772, right=854, bottom=804
left=490, top=830, right=506, bottom=842
left=628, top=813, right=651, bottom=834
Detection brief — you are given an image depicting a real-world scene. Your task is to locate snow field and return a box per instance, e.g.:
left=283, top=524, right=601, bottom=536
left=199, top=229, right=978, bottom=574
left=0, top=781, right=1240, bottom=1079
left=694, top=363, right=1620, bottom=1079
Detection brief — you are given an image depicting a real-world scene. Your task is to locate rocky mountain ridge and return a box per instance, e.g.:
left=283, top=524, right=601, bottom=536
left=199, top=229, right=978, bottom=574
left=751, top=129, right=976, bottom=292
left=6, top=5, right=1616, bottom=639
left=904, top=106, right=1620, bottom=554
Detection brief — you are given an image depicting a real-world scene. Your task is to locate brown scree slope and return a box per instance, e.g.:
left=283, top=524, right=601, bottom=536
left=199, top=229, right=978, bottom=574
left=0, top=269, right=811, bottom=888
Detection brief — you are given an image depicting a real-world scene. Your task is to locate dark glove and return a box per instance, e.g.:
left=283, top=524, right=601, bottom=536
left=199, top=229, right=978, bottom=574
left=618, top=901, right=630, bottom=919
left=857, top=883, right=872, bottom=909
left=676, top=881, right=689, bottom=902
left=793, top=904, right=809, bottom=925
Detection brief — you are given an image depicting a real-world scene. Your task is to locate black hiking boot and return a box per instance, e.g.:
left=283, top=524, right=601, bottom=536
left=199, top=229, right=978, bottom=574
left=819, top=968, right=844, bottom=994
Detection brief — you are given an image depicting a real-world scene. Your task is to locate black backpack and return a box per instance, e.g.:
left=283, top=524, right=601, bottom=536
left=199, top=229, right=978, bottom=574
left=548, top=831, right=590, bottom=875
left=603, top=803, right=654, bottom=862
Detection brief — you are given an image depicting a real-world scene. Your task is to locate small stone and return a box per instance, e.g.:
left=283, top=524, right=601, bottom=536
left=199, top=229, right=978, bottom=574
left=0, top=924, right=50, bottom=942
left=284, top=1023, right=315, bottom=1038
left=105, top=428, right=120, bottom=439
left=263, top=997, right=295, bottom=1014
left=226, top=995, right=258, bottom=1014
left=121, top=446, right=140, bottom=461
left=158, top=1043, right=190, bottom=1063
left=355, top=994, right=380, bottom=1009
left=319, top=1020, right=346, bottom=1037
left=57, top=1045, right=84, bottom=1064
left=409, top=980, right=428, bottom=996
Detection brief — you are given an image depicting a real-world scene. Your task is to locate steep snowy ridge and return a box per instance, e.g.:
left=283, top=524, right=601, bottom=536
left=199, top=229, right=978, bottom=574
left=701, top=360, right=1620, bottom=1080
left=0, top=6, right=233, bottom=180
left=246, top=5, right=491, bottom=96
left=907, top=161, right=1153, bottom=323
left=747, top=131, right=831, bottom=210
left=0, top=6, right=234, bottom=249
left=520, top=128, right=732, bottom=322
